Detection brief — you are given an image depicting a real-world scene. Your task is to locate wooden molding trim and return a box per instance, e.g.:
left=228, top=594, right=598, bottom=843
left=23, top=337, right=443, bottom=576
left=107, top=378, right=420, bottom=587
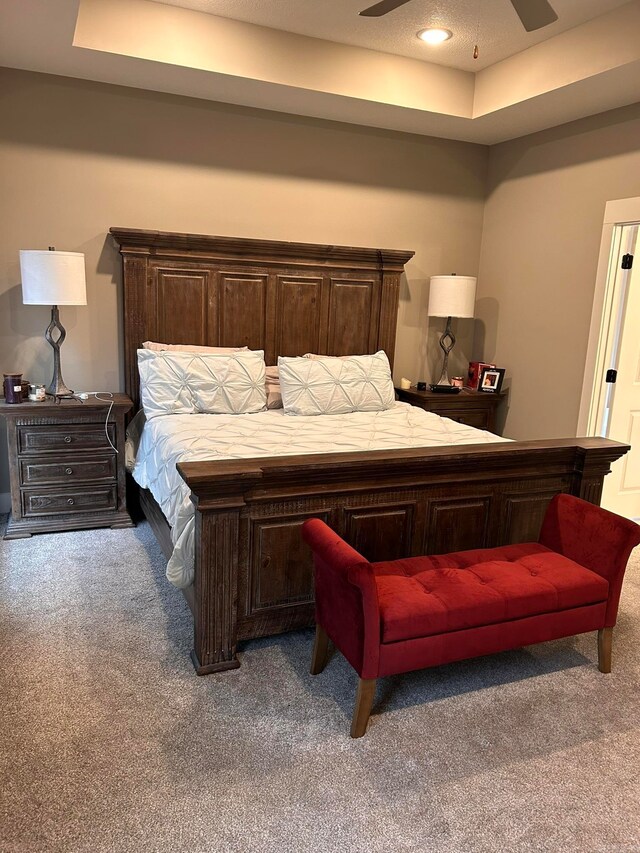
left=178, top=438, right=630, bottom=508
left=110, top=228, right=415, bottom=272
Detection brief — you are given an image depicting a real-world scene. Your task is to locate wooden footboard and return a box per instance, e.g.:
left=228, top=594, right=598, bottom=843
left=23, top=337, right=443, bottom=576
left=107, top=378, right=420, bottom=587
left=173, top=437, right=629, bottom=674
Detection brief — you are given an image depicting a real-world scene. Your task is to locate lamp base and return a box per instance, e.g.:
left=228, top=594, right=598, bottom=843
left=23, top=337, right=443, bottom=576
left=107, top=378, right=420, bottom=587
left=45, top=305, right=74, bottom=398
left=434, top=315, right=455, bottom=386
left=46, top=377, right=74, bottom=398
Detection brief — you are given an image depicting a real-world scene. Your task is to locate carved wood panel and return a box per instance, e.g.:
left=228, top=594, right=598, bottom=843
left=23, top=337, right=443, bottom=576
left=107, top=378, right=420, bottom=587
left=153, top=267, right=210, bottom=345
left=192, top=509, right=241, bottom=673
left=218, top=272, right=268, bottom=350
left=248, top=513, right=328, bottom=613
left=327, top=278, right=380, bottom=355
left=379, top=273, right=401, bottom=363
left=578, top=478, right=605, bottom=505
left=122, top=255, right=149, bottom=406
left=425, top=496, right=492, bottom=554
left=275, top=276, right=325, bottom=357
left=342, top=503, right=415, bottom=562
left=497, top=490, right=565, bottom=545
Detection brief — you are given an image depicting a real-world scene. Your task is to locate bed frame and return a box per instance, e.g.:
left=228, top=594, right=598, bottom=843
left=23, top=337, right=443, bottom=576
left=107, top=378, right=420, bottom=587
left=110, top=227, right=629, bottom=675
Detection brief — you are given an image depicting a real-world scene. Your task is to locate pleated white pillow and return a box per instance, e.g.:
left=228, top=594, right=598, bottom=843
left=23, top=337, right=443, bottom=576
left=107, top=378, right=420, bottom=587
left=138, top=349, right=266, bottom=418
left=278, top=351, right=394, bottom=416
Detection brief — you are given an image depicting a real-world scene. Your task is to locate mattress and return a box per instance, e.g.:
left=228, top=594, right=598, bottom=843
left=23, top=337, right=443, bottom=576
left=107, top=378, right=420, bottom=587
left=131, top=402, right=507, bottom=588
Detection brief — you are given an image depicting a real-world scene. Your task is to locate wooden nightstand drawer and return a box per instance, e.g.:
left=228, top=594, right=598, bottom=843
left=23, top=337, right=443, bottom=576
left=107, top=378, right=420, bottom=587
left=447, top=411, right=490, bottom=430
left=19, top=455, right=117, bottom=486
left=395, top=387, right=504, bottom=435
left=21, top=485, right=118, bottom=517
left=1, top=393, right=134, bottom=539
left=17, top=423, right=116, bottom=455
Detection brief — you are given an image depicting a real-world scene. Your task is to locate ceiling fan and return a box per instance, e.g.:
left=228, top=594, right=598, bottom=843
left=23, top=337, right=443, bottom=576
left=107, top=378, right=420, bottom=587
left=359, top=0, right=558, bottom=32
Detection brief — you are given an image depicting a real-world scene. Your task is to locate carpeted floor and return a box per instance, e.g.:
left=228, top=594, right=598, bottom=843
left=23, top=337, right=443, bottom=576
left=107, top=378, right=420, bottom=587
left=1, top=518, right=640, bottom=853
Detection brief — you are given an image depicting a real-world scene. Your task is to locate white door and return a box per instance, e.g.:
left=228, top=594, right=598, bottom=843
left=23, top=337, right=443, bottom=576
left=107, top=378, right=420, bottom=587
left=601, top=237, right=640, bottom=520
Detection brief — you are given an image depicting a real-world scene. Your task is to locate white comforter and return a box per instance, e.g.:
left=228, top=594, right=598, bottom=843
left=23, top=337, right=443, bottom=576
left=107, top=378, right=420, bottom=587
left=132, top=402, right=506, bottom=588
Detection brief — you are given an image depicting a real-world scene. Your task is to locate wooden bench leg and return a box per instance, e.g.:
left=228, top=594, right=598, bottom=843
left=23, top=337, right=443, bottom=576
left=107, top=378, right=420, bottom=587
left=310, top=624, right=330, bottom=675
left=598, top=627, right=613, bottom=673
left=350, top=678, right=377, bottom=738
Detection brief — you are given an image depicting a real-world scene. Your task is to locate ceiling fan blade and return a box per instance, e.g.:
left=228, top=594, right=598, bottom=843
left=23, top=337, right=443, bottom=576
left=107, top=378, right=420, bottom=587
left=510, top=0, right=558, bottom=31
left=359, top=0, right=414, bottom=17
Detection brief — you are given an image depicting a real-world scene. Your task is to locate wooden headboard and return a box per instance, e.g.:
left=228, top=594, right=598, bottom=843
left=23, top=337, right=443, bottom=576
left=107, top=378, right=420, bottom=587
left=110, top=228, right=414, bottom=408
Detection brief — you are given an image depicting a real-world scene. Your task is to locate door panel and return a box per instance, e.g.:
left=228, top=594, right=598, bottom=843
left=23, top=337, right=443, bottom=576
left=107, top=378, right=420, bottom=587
left=602, top=241, right=640, bottom=519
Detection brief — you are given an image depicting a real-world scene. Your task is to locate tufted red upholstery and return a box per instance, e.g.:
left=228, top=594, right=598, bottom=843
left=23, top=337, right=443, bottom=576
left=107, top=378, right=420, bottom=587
left=373, top=548, right=609, bottom=643
left=302, top=494, right=640, bottom=683
left=303, top=495, right=640, bottom=736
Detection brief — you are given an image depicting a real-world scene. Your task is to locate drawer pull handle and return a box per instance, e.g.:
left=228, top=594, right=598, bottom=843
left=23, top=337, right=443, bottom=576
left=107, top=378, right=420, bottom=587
left=67, top=498, right=75, bottom=506
left=65, top=468, right=73, bottom=475
left=64, top=435, right=72, bottom=443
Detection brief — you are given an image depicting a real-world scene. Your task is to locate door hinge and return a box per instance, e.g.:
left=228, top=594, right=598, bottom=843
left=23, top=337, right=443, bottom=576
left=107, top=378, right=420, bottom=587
left=606, top=369, right=617, bottom=383
left=621, top=253, right=634, bottom=269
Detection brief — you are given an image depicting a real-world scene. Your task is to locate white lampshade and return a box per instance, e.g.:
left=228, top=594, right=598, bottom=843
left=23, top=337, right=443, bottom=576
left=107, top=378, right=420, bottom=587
left=20, top=250, right=87, bottom=306
left=428, top=275, right=476, bottom=318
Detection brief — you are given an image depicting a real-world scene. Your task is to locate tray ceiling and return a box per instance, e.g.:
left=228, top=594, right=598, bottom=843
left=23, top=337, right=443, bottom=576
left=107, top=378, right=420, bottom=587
left=153, top=0, right=631, bottom=71
left=1, top=0, right=640, bottom=144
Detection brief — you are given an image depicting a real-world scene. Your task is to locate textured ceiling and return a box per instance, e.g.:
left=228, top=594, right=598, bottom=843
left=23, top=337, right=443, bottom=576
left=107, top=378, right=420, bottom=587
left=3, top=0, right=640, bottom=144
left=152, top=0, right=631, bottom=70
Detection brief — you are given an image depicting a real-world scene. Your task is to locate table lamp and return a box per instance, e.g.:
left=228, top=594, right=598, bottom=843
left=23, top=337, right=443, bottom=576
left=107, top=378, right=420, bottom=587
left=20, top=247, right=87, bottom=398
left=428, top=274, right=477, bottom=387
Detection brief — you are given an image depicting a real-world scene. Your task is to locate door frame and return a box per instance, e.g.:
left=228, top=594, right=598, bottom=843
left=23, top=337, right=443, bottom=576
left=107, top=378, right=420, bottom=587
left=577, top=197, right=640, bottom=436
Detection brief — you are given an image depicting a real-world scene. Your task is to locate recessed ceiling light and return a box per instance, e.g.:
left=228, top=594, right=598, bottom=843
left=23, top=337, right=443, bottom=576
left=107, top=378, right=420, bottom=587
left=417, top=28, right=453, bottom=45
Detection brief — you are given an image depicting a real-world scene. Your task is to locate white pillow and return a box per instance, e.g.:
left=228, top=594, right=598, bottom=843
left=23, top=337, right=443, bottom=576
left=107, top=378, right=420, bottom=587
left=142, top=341, right=248, bottom=353
left=138, top=349, right=266, bottom=418
left=278, top=351, right=394, bottom=416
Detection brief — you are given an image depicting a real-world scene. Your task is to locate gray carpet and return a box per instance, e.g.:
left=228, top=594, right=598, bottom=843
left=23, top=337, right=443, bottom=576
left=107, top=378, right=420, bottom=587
left=1, top=518, right=640, bottom=853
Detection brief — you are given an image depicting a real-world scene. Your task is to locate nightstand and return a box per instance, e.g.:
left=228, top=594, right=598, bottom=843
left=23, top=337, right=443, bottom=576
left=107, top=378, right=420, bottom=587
left=395, top=387, right=504, bottom=434
left=1, top=394, right=134, bottom=539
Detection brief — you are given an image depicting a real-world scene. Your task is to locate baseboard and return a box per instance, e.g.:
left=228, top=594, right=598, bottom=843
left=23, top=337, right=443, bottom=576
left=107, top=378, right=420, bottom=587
left=0, top=493, right=11, bottom=515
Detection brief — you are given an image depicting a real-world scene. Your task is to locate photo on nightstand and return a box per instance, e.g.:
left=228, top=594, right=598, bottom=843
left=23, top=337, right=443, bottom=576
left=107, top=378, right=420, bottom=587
left=479, top=367, right=505, bottom=393
left=467, top=361, right=496, bottom=390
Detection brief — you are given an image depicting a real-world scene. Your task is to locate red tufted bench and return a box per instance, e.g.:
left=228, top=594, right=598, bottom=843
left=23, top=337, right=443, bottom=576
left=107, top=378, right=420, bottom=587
left=302, top=494, right=640, bottom=737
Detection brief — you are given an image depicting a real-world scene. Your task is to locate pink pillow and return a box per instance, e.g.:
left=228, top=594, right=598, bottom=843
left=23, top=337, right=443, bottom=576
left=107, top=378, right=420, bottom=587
left=265, top=365, right=282, bottom=409
left=142, top=341, right=248, bottom=353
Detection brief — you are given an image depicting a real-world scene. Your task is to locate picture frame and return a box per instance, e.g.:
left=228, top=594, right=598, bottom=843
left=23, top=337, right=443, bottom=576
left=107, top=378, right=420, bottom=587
left=478, top=366, right=505, bottom=393
left=467, top=361, right=496, bottom=391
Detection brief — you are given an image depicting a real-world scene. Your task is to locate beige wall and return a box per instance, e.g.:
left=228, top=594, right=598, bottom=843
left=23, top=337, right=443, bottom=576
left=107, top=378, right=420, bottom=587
left=476, top=101, right=640, bottom=439
left=0, top=68, right=488, bottom=498
left=3, top=68, right=640, bottom=504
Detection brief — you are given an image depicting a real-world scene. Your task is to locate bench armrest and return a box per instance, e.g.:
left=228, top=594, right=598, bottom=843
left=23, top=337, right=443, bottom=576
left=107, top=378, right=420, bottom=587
left=539, top=494, right=640, bottom=625
left=302, top=519, right=380, bottom=678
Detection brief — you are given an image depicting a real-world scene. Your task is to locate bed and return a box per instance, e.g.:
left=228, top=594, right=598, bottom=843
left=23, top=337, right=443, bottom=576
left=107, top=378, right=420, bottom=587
left=110, top=227, right=629, bottom=675
left=131, top=404, right=509, bottom=590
